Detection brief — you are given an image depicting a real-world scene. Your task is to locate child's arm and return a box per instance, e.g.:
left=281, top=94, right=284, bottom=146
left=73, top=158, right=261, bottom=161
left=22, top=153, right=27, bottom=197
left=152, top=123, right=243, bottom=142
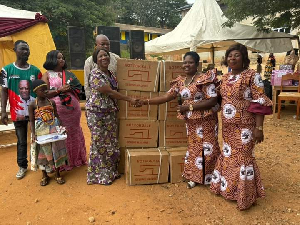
left=29, top=102, right=36, bottom=142
left=51, top=100, right=63, bottom=126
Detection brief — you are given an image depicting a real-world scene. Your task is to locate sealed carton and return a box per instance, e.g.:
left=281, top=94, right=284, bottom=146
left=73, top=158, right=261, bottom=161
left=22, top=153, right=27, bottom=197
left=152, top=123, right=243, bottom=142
left=160, top=61, right=202, bottom=91
left=158, top=92, right=179, bottom=121
left=271, top=69, right=294, bottom=86
left=119, top=147, right=140, bottom=174
left=167, top=148, right=187, bottom=183
left=119, top=120, right=159, bottom=147
left=125, top=148, right=169, bottom=185
left=118, top=90, right=158, bottom=120
left=117, top=59, right=160, bottom=92
left=159, top=120, right=188, bottom=147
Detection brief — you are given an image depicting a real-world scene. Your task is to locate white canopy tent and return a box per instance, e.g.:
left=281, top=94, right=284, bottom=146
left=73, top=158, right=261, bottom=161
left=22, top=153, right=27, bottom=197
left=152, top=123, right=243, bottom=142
left=0, top=4, right=39, bottom=19
left=145, top=0, right=297, bottom=58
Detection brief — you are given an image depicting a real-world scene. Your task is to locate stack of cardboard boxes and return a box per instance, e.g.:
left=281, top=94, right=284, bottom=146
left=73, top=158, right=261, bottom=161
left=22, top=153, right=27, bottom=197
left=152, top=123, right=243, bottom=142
left=117, top=59, right=161, bottom=185
left=117, top=59, right=201, bottom=185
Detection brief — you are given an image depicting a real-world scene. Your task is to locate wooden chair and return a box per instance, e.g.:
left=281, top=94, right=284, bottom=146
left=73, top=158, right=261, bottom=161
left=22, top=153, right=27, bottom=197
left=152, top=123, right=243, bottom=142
left=277, top=72, right=300, bottom=119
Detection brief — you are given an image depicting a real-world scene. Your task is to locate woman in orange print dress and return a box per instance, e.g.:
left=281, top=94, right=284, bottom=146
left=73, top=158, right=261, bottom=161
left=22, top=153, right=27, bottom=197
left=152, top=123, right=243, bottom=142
left=210, top=44, right=273, bottom=210
left=138, top=52, right=221, bottom=189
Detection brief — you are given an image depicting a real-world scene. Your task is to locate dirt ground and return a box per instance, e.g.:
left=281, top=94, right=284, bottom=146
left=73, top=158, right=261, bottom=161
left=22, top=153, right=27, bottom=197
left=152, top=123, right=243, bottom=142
left=0, top=108, right=300, bottom=225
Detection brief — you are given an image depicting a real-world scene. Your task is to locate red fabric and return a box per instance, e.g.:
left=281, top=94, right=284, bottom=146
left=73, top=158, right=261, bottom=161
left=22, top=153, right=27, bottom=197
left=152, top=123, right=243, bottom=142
left=247, top=102, right=272, bottom=115
left=7, top=89, right=23, bottom=121
left=0, top=13, right=48, bottom=38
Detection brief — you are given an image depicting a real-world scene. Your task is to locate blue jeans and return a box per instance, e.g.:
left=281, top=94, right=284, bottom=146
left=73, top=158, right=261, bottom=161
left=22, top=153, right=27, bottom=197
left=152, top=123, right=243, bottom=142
left=13, top=120, right=28, bottom=169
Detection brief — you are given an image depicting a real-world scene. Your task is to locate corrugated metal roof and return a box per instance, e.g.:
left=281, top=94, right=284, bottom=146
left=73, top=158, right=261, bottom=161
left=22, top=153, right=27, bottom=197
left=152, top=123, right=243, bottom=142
left=115, top=23, right=172, bottom=34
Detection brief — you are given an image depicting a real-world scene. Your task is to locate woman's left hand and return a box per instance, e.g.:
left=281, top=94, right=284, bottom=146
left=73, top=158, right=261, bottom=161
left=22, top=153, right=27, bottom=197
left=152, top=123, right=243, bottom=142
left=253, top=128, right=264, bottom=144
left=177, top=105, right=189, bottom=114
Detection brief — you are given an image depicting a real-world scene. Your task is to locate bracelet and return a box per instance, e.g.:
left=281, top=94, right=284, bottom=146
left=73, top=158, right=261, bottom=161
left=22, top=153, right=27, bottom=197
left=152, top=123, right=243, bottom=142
left=189, top=104, right=193, bottom=111
left=147, top=99, right=150, bottom=105
left=56, top=89, right=61, bottom=95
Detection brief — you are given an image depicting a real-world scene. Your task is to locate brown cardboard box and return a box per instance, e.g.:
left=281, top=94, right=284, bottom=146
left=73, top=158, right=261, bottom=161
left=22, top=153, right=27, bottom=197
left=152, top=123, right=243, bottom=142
left=125, top=148, right=169, bottom=185
left=167, top=148, right=187, bottom=183
left=118, top=90, right=158, bottom=120
left=119, top=120, right=159, bottom=147
left=117, top=59, right=160, bottom=92
left=118, top=147, right=140, bottom=174
left=159, top=120, right=188, bottom=147
left=158, top=92, right=179, bottom=121
left=159, top=61, right=202, bottom=91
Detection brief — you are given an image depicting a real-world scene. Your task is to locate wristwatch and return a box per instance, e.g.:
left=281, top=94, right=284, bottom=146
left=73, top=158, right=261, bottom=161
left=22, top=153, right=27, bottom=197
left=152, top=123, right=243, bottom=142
left=255, top=126, right=263, bottom=131
left=189, top=104, right=193, bottom=111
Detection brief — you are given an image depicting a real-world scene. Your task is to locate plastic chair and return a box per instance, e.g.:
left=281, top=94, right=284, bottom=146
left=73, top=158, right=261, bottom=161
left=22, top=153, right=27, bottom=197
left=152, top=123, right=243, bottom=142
left=277, top=72, right=300, bottom=119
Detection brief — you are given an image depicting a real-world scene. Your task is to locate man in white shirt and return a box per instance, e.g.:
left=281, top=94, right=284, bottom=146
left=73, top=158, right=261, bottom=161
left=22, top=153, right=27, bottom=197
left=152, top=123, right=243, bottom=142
left=84, top=34, right=120, bottom=98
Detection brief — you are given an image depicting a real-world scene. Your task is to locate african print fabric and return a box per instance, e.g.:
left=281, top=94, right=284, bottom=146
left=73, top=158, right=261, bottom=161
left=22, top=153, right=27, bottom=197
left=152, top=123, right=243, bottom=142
left=168, top=70, right=221, bottom=184
left=31, top=104, right=68, bottom=170
left=210, top=69, right=272, bottom=210
left=86, top=111, right=120, bottom=185
left=86, top=68, right=120, bottom=185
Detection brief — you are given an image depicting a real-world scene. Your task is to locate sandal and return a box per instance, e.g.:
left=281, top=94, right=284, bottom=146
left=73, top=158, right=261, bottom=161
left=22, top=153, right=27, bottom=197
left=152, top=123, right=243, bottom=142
left=54, top=176, right=65, bottom=185
left=40, top=176, right=50, bottom=186
left=187, top=181, right=196, bottom=189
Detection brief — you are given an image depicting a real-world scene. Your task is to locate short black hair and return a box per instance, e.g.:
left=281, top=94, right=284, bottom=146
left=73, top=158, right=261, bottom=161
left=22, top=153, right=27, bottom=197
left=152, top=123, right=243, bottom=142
left=223, top=44, right=250, bottom=69
left=32, top=79, right=47, bottom=93
left=92, top=48, right=110, bottom=64
left=14, top=40, right=28, bottom=50
left=43, top=50, right=67, bottom=70
left=183, top=51, right=200, bottom=66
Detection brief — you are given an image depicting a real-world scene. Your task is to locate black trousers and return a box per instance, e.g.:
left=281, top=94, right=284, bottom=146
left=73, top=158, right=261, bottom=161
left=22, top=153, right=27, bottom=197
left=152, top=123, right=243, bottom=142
left=13, top=120, right=28, bottom=169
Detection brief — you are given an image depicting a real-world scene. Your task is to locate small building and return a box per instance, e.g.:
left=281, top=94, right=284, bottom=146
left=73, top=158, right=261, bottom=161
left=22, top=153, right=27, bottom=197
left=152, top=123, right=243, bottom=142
left=115, top=23, right=172, bottom=44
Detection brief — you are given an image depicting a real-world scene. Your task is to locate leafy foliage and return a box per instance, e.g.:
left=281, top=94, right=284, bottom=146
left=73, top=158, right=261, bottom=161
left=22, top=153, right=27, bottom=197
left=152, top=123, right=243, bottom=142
left=0, top=0, right=116, bottom=52
left=115, top=0, right=187, bottom=28
left=221, top=0, right=300, bottom=32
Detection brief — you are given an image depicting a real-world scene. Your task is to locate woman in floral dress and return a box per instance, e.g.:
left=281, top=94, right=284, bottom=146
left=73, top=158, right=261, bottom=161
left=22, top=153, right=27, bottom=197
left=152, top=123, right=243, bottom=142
left=139, top=51, right=221, bottom=188
left=210, top=44, right=272, bottom=210
left=86, top=48, right=137, bottom=185
left=42, top=50, right=87, bottom=171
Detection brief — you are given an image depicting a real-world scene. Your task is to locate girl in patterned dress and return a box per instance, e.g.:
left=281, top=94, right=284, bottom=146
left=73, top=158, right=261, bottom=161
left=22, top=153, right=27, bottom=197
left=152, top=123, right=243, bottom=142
left=139, top=52, right=221, bottom=188
left=210, top=44, right=272, bottom=210
left=86, top=48, right=138, bottom=185
left=29, top=79, right=68, bottom=186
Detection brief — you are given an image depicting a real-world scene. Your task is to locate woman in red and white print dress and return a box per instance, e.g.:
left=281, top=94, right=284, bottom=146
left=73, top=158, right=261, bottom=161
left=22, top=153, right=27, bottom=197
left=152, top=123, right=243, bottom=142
left=210, top=44, right=273, bottom=210
left=139, top=52, right=221, bottom=189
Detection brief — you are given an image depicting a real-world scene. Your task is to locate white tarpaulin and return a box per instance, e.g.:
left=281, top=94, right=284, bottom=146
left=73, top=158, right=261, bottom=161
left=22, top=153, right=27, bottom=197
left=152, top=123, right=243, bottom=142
left=0, top=5, right=39, bottom=19
left=145, top=0, right=295, bottom=55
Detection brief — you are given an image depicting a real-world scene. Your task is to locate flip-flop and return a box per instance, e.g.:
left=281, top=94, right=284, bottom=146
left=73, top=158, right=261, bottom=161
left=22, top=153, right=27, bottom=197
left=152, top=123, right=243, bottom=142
left=187, top=181, right=196, bottom=189
left=54, top=176, right=65, bottom=185
left=40, top=176, right=50, bottom=186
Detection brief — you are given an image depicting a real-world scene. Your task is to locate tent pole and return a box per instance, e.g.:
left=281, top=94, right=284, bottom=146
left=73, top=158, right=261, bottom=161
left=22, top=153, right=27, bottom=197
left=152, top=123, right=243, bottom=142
left=210, top=46, right=215, bottom=65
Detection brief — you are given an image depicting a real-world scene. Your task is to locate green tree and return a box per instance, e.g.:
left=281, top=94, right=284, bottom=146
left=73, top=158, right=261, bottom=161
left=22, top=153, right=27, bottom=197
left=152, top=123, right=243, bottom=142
left=115, top=0, right=187, bottom=28
left=0, top=0, right=117, bottom=53
left=221, top=0, right=300, bottom=32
